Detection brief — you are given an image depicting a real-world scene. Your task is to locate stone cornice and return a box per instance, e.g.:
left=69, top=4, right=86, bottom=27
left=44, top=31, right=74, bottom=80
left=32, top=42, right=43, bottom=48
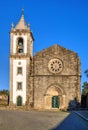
left=10, top=54, right=31, bottom=59
left=10, top=29, right=30, bottom=34
left=10, top=29, right=34, bottom=41
left=30, top=74, right=81, bottom=77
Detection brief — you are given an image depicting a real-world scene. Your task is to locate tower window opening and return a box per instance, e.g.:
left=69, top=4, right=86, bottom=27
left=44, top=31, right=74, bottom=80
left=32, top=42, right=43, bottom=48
left=17, top=67, right=22, bottom=74
left=17, top=82, right=22, bottom=90
left=17, top=38, right=24, bottom=53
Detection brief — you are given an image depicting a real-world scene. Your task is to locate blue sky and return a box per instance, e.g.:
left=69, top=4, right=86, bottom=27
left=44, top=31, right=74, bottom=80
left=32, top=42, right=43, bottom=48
left=0, top=0, right=88, bottom=90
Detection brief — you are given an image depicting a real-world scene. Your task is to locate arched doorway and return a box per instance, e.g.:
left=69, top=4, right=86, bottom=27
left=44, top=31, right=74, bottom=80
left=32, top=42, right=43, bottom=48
left=44, top=85, right=65, bottom=109
left=17, top=96, right=22, bottom=106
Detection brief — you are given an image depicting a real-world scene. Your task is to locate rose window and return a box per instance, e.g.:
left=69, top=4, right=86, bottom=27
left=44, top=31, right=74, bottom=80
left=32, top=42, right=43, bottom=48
left=48, top=58, right=63, bottom=73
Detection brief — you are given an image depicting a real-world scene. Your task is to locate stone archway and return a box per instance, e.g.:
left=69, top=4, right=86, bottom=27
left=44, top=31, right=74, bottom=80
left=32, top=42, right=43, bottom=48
left=44, top=85, right=65, bottom=109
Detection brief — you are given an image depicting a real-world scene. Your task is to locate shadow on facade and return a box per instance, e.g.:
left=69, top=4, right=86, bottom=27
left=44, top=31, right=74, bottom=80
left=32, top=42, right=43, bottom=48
left=59, top=98, right=80, bottom=111
left=67, top=97, right=80, bottom=111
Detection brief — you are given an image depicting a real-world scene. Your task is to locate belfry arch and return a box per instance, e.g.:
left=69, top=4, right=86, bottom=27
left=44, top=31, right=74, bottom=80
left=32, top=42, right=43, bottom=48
left=16, top=37, right=24, bottom=53
left=44, top=84, right=66, bottom=109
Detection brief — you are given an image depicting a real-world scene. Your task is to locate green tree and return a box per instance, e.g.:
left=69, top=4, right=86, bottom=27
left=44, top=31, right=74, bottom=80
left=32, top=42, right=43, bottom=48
left=82, top=69, right=88, bottom=95
left=0, top=89, right=9, bottom=96
left=85, top=69, right=88, bottom=77
left=82, top=82, right=88, bottom=95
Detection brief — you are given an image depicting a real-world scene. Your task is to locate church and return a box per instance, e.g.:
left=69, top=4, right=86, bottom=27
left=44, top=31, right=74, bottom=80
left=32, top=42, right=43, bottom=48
left=9, top=12, right=81, bottom=110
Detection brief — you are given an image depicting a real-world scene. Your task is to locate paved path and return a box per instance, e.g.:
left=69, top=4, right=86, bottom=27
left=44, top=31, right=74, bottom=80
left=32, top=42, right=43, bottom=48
left=75, top=111, right=88, bottom=120
left=53, top=112, right=88, bottom=130
left=0, top=110, right=88, bottom=130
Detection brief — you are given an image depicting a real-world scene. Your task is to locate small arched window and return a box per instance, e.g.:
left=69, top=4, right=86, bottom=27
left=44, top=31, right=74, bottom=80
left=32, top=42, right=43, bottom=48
left=17, top=38, right=24, bottom=53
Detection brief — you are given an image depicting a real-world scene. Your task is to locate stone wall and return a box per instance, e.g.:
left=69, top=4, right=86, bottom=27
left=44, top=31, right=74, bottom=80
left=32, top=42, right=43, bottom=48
left=0, top=94, right=8, bottom=106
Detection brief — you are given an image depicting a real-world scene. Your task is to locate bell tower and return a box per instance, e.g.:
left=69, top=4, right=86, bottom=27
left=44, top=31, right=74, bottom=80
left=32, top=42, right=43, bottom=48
left=10, top=10, right=34, bottom=106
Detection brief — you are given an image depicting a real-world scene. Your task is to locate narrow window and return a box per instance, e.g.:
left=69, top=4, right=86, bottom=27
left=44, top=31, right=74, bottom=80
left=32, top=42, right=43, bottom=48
left=17, top=82, right=22, bottom=90
left=17, top=38, right=24, bottom=53
left=17, top=67, right=22, bottom=74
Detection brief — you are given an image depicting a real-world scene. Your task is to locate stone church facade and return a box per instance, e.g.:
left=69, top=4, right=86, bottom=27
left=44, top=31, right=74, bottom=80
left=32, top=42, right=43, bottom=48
left=10, top=12, right=81, bottom=110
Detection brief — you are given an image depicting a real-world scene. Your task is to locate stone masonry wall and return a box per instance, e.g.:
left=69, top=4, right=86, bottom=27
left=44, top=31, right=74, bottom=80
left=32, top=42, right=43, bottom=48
left=30, top=44, right=81, bottom=109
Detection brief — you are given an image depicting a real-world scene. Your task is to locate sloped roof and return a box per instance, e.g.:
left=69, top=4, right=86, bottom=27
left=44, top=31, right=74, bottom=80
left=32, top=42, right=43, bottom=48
left=15, top=14, right=28, bottom=30
left=34, top=44, right=77, bottom=57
